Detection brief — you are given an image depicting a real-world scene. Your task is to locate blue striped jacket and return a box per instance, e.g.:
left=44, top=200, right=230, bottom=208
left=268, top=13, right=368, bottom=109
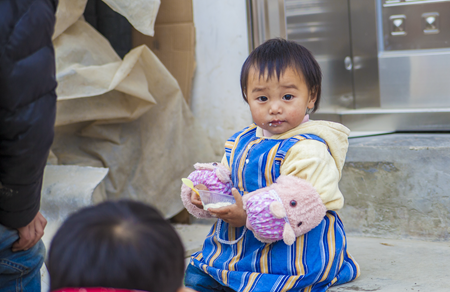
left=190, top=124, right=359, bottom=292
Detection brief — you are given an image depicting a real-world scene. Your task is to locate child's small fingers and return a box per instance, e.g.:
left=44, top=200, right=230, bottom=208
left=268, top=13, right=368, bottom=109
left=231, top=189, right=244, bottom=208
left=191, top=190, right=200, bottom=199
left=208, top=206, right=229, bottom=215
left=207, top=209, right=218, bottom=215
left=190, top=192, right=203, bottom=208
left=191, top=192, right=201, bottom=203
left=193, top=198, right=203, bottom=207
left=208, top=211, right=223, bottom=219
left=195, top=184, right=208, bottom=191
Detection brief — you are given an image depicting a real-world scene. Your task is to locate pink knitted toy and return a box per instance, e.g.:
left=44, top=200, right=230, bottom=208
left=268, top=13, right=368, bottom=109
left=243, top=176, right=327, bottom=245
left=181, top=162, right=233, bottom=218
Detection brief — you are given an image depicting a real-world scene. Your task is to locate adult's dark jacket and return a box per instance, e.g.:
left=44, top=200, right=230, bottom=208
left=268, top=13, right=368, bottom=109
left=0, top=0, right=58, bottom=229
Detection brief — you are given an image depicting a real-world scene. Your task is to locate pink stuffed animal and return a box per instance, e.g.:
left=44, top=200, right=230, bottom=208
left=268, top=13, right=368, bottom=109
left=181, top=162, right=233, bottom=218
left=243, top=176, right=327, bottom=245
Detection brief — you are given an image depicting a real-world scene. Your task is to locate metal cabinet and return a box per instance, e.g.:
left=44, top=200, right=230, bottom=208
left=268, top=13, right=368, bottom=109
left=247, top=0, right=450, bottom=132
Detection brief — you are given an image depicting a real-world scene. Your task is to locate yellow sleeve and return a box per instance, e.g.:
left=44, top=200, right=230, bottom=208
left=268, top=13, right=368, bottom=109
left=280, top=140, right=344, bottom=211
left=221, top=154, right=231, bottom=172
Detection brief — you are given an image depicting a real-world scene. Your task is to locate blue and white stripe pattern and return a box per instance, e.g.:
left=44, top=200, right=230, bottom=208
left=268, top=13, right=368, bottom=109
left=190, top=124, right=359, bottom=291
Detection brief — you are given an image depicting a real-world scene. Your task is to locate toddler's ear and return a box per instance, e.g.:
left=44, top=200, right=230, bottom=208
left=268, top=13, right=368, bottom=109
left=269, top=201, right=286, bottom=219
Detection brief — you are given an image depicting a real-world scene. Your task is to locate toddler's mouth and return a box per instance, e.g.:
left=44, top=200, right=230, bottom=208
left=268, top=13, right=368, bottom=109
left=268, top=120, right=284, bottom=127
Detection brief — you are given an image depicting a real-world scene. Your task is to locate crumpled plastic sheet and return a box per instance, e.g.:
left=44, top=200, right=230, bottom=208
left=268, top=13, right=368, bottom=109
left=50, top=0, right=216, bottom=218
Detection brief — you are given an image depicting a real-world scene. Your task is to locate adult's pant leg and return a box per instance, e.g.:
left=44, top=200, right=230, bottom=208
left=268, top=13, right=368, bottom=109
left=0, top=225, right=46, bottom=292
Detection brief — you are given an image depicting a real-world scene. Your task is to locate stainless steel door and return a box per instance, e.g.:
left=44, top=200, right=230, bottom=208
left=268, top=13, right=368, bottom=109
left=349, top=0, right=380, bottom=109
left=285, top=0, right=354, bottom=110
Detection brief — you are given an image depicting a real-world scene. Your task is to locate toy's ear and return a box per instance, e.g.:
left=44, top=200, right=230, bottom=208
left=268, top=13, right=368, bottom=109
left=269, top=201, right=286, bottom=219
left=215, top=167, right=231, bottom=184
left=283, top=224, right=296, bottom=246
left=193, top=162, right=218, bottom=171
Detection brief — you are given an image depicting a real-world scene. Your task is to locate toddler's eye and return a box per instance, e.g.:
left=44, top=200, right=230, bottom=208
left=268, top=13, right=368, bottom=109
left=290, top=200, right=297, bottom=207
left=257, top=96, right=268, bottom=102
left=283, top=94, right=293, bottom=100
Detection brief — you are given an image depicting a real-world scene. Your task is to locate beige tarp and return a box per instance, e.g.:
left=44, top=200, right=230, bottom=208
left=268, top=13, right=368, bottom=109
left=50, top=0, right=216, bottom=218
left=53, top=0, right=159, bottom=39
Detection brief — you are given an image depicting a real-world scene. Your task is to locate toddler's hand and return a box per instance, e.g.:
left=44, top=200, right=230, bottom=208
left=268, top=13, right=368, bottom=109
left=208, top=188, right=247, bottom=228
left=191, top=184, right=207, bottom=209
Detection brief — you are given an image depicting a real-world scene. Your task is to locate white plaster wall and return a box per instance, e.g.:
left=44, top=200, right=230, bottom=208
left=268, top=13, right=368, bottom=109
left=191, top=0, right=252, bottom=159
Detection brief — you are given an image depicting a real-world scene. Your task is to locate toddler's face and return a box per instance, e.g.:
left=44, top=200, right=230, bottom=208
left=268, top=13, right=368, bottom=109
left=246, top=67, right=316, bottom=136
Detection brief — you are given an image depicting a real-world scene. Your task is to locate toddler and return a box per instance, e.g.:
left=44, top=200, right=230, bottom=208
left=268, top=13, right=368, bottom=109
left=181, top=38, right=360, bottom=292
left=47, top=200, right=195, bottom=292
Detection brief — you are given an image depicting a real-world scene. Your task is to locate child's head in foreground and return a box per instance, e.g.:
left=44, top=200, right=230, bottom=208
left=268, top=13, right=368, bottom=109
left=47, top=200, right=185, bottom=292
left=240, top=38, right=322, bottom=136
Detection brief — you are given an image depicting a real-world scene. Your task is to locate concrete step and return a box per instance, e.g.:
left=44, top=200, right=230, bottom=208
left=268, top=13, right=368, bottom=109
left=177, top=223, right=450, bottom=292
left=40, top=165, right=109, bottom=250
left=339, top=133, right=450, bottom=241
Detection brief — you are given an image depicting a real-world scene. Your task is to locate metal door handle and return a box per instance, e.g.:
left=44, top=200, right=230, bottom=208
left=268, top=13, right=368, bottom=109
left=344, top=56, right=353, bottom=71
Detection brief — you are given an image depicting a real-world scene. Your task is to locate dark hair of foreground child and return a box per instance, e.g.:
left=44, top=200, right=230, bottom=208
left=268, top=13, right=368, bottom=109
left=47, top=200, right=186, bottom=292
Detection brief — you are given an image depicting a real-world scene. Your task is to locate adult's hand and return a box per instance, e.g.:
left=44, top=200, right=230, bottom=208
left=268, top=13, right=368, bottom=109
left=12, top=211, right=47, bottom=252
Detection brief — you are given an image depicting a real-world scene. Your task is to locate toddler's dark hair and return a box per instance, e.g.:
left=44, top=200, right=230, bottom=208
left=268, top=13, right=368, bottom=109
left=47, top=200, right=185, bottom=292
left=240, top=38, right=322, bottom=113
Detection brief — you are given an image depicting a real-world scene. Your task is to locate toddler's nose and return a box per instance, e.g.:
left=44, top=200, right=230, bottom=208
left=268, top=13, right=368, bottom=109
left=269, top=102, right=282, bottom=114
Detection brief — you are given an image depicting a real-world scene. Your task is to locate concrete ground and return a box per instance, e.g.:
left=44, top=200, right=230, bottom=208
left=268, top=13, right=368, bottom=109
left=329, top=237, right=450, bottom=292
left=175, top=223, right=450, bottom=292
